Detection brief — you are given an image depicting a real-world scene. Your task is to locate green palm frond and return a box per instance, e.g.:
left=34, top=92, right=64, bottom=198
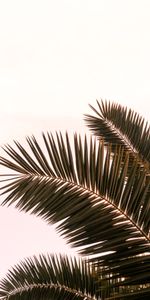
left=84, top=100, right=150, bottom=170
left=0, top=254, right=101, bottom=300
left=0, top=133, right=150, bottom=294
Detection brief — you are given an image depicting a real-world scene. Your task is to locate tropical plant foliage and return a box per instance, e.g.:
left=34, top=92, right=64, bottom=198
left=85, top=100, right=150, bottom=171
left=0, top=254, right=101, bottom=300
left=0, top=100, right=150, bottom=299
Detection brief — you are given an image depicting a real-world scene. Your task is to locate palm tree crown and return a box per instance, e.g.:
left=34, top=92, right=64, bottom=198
left=0, top=100, right=150, bottom=299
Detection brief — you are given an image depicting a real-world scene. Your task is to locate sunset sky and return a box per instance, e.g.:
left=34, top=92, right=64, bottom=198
left=0, top=0, right=150, bottom=279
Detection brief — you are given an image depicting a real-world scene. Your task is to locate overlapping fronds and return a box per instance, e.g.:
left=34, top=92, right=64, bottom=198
left=0, top=254, right=100, bottom=300
left=0, top=133, right=150, bottom=295
left=84, top=100, right=150, bottom=171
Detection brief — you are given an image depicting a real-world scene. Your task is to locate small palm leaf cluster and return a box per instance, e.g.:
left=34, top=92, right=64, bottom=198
left=0, top=255, right=100, bottom=300
left=0, top=100, right=150, bottom=299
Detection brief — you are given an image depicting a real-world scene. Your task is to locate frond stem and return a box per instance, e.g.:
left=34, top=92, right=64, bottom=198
left=4, top=282, right=96, bottom=300
left=27, top=173, right=150, bottom=244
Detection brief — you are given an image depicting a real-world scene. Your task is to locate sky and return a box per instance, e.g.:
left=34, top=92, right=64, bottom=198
left=0, top=0, right=150, bottom=279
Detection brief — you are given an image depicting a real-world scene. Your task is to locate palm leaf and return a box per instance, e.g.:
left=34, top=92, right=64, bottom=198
left=84, top=100, right=150, bottom=170
left=0, top=254, right=101, bottom=300
left=0, top=133, right=150, bottom=296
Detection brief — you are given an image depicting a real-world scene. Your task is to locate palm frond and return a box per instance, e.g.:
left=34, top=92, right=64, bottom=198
left=0, top=133, right=150, bottom=294
left=0, top=254, right=100, bottom=300
left=84, top=100, right=150, bottom=170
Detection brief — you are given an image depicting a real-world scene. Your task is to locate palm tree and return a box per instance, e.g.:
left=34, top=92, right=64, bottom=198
left=0, top=100, right=149, bottom=299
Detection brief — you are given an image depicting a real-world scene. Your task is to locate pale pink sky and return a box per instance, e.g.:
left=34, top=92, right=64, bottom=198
left=0, top=0, right=150, bottom=279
